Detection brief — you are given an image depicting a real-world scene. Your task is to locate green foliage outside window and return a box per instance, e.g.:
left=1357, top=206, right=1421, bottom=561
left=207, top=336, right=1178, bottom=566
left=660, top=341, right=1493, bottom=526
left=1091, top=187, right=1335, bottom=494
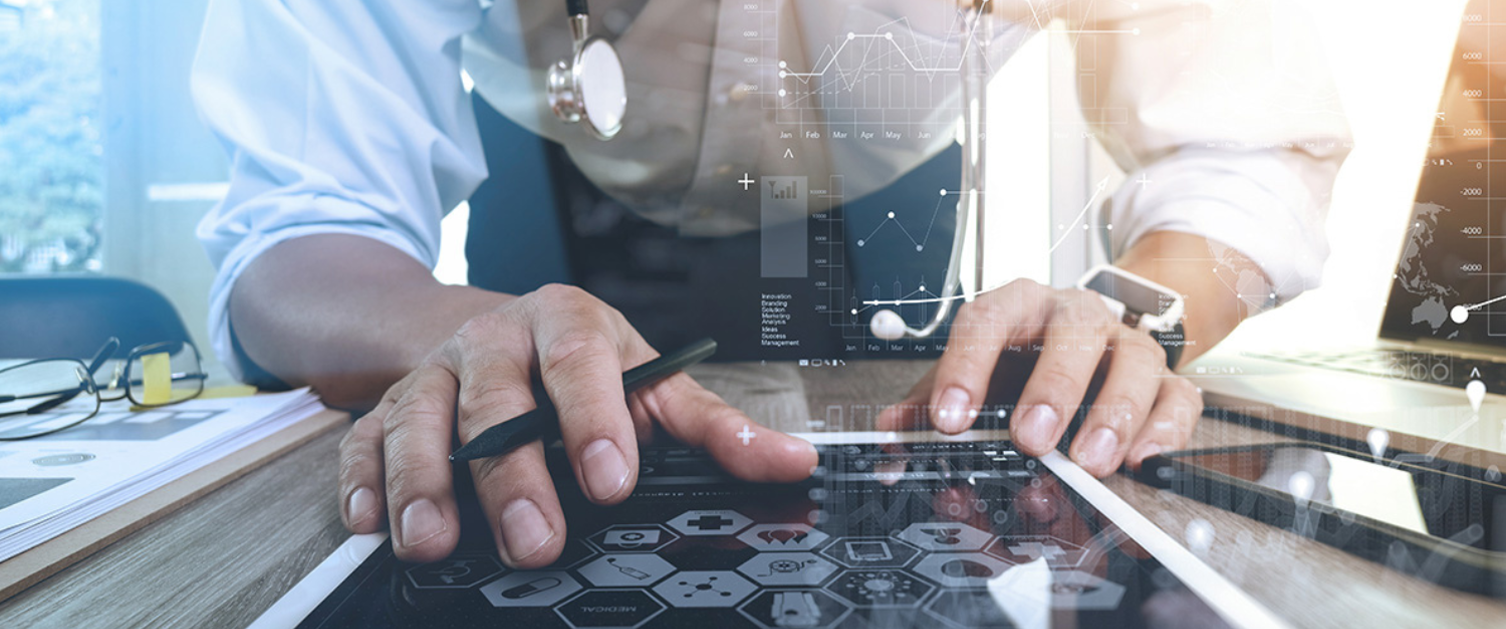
left=0, top=0, right=102, bottom=273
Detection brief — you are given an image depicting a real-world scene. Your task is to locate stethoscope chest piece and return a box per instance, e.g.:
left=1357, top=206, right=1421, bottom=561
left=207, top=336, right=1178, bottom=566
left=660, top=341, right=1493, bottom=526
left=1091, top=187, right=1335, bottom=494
left=549, top=9, right=625, bottom=141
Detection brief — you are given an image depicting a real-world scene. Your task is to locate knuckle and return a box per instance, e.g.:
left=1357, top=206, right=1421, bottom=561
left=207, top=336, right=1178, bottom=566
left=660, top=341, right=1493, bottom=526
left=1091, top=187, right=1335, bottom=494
left=381, top=426, right=446, bottom=478
left=454, top=311, right=512, bottom=344
left=1006, top=277, right=1044, bottom=296
left=541, top=329, right=614, bottom=373
left=385, top=390, right=451, bottom=437
left=534, top=283, right=593, bottom=309
left=384, top=453, right=443, bottom=498
left=457, top=381, right=536, bottom=440
left=338, top=445, right=380, bottom=480
left=461, top=378, right=534, bottom=412
left=1118, top=333, right=1167, bottom=365
left=1052, top=298, right=1098, bottom=328
left=1031, top=364, right=1084, bottom=398
left=470, top=454, right=510, bottom=487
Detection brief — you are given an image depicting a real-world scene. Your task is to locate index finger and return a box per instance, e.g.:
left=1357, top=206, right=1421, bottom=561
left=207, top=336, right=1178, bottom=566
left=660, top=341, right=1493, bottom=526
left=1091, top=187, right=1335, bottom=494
left=638, top=372, right=817, bottom=483
left=1012, top=292, right=1117, bottom=456
left=927, top=280, right=1055, bottom=433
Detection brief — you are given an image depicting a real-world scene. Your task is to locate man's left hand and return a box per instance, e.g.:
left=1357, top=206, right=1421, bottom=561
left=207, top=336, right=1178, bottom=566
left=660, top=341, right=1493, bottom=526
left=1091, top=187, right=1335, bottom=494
left=877, top=278, right=1203, bottom=477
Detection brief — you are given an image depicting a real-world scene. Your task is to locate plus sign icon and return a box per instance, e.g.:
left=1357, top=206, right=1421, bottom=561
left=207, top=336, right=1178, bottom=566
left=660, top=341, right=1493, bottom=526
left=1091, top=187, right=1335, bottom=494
left=985, top=535, right=1086, bottom=569
left=667, top=509, right=754, bottom=537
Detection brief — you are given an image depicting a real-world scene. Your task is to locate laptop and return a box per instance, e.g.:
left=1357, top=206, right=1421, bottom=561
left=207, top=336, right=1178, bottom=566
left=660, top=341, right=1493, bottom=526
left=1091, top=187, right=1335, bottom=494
left=1186, top=2, right=1506, bottom=455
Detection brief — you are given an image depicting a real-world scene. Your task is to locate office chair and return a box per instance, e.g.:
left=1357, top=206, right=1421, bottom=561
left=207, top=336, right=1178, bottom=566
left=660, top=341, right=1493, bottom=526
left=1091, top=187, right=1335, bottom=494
left=0, top=276, right=193, bottom=360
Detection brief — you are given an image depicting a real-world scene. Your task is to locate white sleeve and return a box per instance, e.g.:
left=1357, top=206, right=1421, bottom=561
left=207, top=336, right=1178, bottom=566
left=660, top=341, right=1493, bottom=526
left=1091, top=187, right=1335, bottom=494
left=191, top=0, right=487, bottom=381
left=1076, top=0, right=1352, bottom=303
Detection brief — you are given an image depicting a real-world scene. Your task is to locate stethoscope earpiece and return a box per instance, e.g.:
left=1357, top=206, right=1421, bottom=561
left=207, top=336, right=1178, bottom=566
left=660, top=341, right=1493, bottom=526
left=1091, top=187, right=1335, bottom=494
left=549, top=0, right=626, bottom=141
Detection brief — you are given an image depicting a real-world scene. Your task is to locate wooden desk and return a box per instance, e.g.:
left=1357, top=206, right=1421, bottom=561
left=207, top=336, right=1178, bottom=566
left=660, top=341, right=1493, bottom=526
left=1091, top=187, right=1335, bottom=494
left=2, top=361, right=1503, bottom=628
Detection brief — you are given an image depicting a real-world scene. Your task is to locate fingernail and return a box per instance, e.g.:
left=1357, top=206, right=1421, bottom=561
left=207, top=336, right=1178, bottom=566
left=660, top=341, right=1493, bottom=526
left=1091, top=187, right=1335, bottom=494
left=1129, top=441, right=1163, bottom=467
left=1076, top=427, right=1121, bottom=471
left=500, top=499, right=554, bottom=562
left=399, top=499, right=447, bottom=549
left=581, top=439, right=630, bottom=501
left=785, top=434, right=818, bottom=458
left=346, top=487, right=378, bottom=525
left=935, top=387, right=971, bottom=433
left=1013, top=404, right=1059, bottom=452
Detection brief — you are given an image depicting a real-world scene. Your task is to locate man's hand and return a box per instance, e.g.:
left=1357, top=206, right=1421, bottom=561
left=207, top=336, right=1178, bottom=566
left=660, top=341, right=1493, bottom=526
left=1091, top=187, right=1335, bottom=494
left=878, top=278, right=1203, bottom=477
left=336, top=284, right=818, bottom=567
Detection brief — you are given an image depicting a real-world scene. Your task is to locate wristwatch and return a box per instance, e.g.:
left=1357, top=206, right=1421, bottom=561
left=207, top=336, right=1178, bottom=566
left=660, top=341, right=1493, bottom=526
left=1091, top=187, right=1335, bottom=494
left=1076, top=265, right=1186, bottom=369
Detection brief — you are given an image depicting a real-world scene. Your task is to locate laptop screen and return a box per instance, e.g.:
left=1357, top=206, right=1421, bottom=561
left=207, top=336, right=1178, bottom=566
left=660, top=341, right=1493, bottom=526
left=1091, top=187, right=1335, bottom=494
left=1379, top=0, right=1506, bottom=349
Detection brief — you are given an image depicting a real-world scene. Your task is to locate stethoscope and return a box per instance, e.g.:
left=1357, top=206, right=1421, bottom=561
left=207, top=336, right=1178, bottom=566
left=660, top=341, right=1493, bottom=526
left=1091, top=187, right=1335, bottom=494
left=549, top=0, right=988, bottom=340
left=548, top=0, right=627, bottom=141
left=869, top=2, right=992, bottom=341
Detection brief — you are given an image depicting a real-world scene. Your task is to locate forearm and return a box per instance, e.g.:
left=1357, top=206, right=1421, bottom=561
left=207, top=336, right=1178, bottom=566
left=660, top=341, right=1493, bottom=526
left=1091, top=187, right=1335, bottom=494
left=230, top=234, right=515, bottom=410
left=1115, top=231, right=1267, bottom=366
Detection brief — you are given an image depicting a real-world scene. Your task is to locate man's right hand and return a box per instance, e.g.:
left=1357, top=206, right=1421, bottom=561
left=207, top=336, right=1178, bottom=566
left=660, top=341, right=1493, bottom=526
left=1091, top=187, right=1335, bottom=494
left=334, top=284, right=818, bottom=568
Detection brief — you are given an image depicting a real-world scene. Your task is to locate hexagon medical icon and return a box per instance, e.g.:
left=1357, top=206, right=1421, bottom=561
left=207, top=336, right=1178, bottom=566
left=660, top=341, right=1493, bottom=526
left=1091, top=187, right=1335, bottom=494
left=737, top=552, right=840, bottom=586
left=737, top=523, right=829, bottom=551
left=668, top=509, right=754, bottom=536
left=897, top=521, right=994, bottom=552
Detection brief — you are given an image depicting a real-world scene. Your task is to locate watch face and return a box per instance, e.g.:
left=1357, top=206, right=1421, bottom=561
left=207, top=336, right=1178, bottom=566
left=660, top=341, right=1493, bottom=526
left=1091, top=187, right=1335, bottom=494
left=1082, top=270, right=1174, bottom=319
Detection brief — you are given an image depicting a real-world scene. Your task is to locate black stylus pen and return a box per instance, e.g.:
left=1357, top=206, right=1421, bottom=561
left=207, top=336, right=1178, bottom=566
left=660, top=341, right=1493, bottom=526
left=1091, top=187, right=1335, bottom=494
left=448, top=337, right=718, bottom=463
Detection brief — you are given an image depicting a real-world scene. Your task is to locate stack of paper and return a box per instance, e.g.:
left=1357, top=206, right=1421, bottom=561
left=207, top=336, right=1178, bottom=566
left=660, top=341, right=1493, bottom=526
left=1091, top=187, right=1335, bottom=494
left=0, top=388, right=325, bottom=562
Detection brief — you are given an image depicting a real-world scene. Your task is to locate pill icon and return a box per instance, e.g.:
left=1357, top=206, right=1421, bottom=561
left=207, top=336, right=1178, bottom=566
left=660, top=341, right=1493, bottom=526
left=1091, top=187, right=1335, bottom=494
left=501, top=576, right=562, bottom=599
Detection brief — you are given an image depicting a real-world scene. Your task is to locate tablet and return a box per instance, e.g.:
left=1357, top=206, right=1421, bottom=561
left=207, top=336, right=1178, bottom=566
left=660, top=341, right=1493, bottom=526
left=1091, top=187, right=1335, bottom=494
left=260, top=432, right=1280, bottom=628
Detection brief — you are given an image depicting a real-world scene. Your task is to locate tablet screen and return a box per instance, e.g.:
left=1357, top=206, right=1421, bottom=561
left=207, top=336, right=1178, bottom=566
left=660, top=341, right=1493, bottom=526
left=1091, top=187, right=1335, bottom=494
left=297, top=439, right=1229, bottom=628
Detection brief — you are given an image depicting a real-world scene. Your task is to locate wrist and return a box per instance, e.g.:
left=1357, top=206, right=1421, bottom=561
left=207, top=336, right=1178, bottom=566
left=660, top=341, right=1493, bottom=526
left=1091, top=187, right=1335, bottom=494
left=1112, top=231, right=1260, bottom=365
left=1076, top=265, right=1185, bottom=369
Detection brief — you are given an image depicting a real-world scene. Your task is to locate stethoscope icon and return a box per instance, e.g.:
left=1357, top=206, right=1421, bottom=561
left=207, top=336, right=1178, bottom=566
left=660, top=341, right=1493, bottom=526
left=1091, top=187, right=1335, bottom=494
left=549, top=0, right=627, bottom=141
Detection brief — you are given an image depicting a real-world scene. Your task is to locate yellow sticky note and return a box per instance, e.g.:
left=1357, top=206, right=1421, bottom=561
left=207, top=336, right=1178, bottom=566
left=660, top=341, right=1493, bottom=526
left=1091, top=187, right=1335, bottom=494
left=141, top=352, right=172, bottom=405
left=198, top=385, right=258, bottom=399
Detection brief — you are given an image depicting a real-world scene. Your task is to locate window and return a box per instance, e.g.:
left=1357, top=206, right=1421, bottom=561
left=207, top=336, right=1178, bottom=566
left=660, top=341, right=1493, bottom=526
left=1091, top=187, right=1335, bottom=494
left=0, top=0, right=102, bottom=274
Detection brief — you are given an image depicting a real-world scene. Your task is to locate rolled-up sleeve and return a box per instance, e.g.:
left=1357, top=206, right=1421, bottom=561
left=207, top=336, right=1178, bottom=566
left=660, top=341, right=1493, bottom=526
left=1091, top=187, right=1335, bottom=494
left=191, top=0, right=487, bottom=380
left=1076, top=0, right=1352, bottom=303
